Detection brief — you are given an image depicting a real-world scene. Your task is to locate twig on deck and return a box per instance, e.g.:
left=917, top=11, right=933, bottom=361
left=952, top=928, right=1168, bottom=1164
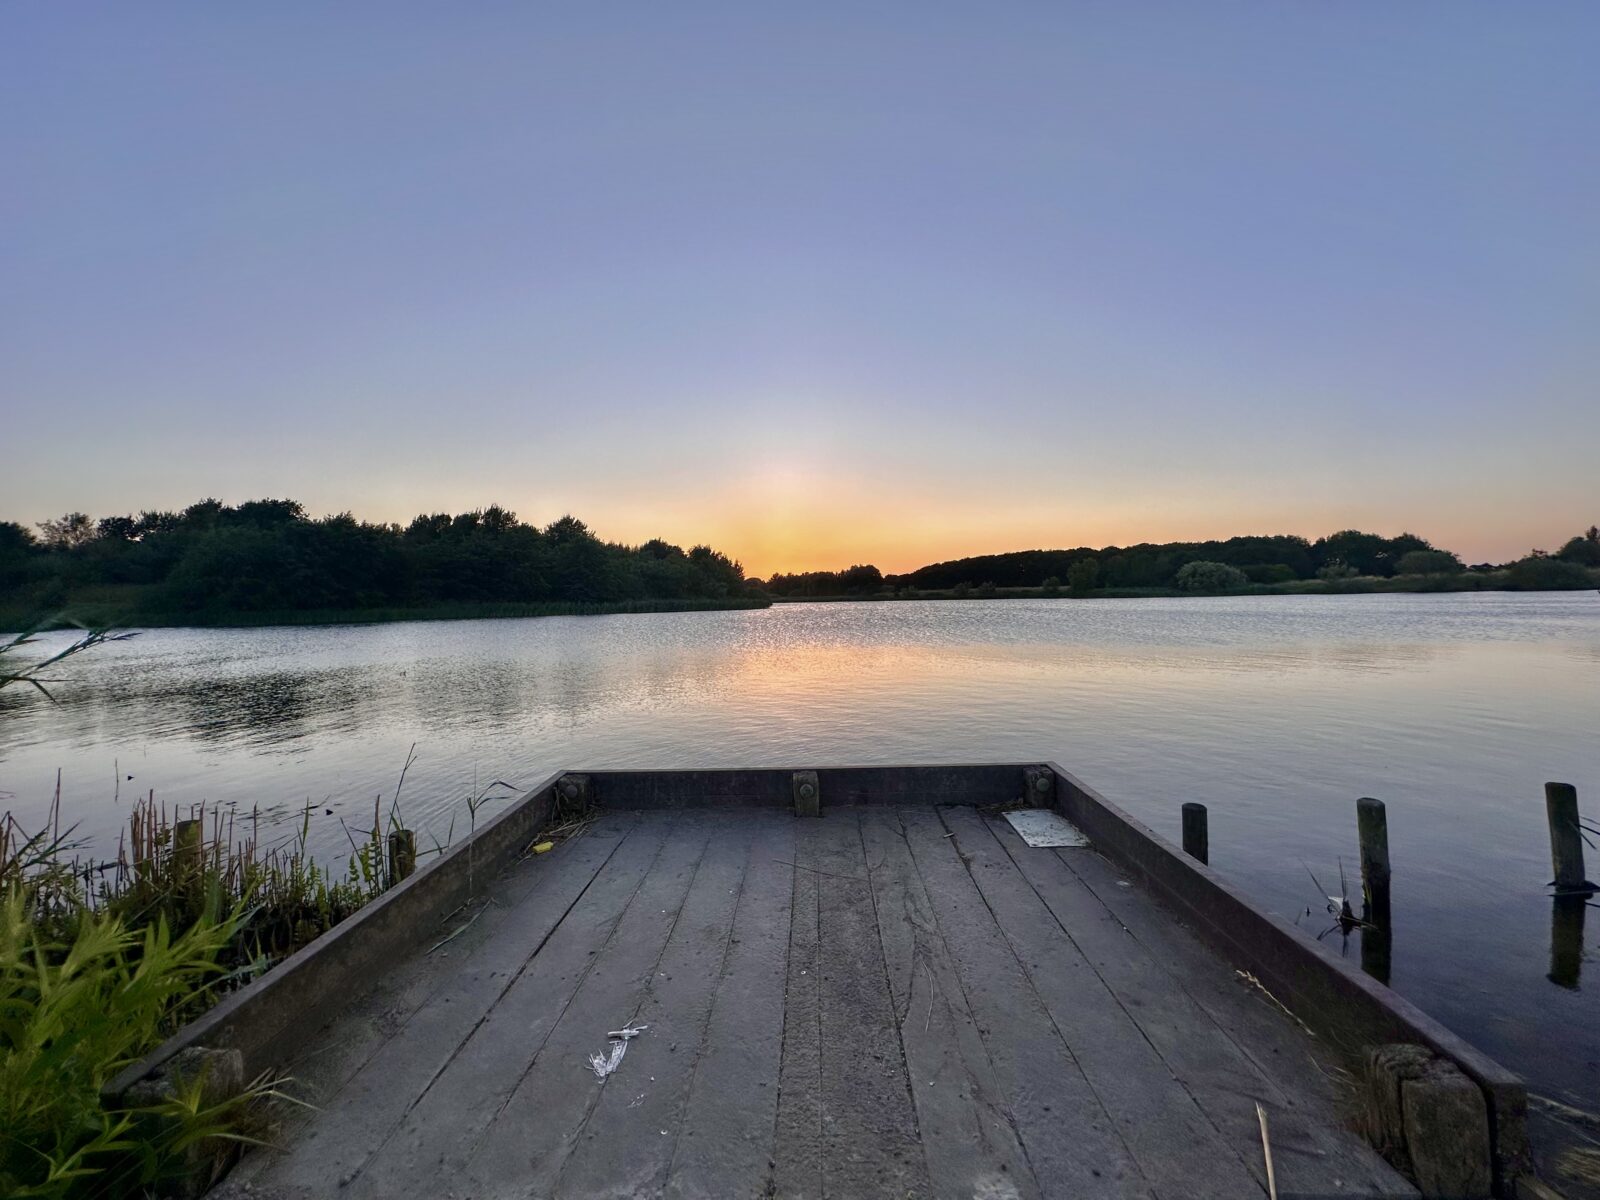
left=771, top=858, right=865, bottom=883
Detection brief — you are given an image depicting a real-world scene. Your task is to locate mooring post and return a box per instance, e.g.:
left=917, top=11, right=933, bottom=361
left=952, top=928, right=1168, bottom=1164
left=1023, top=764, right=1056, bottom=809
left=1181, top=803, right=1208, bottom=864
left=173, top=818, right=201, bottom=880
left=793, top=770, right=820, bottom=818
left=1545, top=782, right=1593, bottom=893
left=557, top=773, right=592, bottom=815
left=1357, top=797, right=1391, bottom=920
left=387, top=829, right=417, bottom=887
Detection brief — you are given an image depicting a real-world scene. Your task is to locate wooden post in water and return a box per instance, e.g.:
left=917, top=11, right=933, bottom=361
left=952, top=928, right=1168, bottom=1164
left=1181, top=803, right=1208, bottom=864
left=1357, top=798, right=1393, bottom=985
left=387, top=830, right=417, bottom=888
left=1357, top=798, right=1391, bottom=920
left=1545, top=782, right=1593, bottom=893
left=173, top=818, right=201, bottom=881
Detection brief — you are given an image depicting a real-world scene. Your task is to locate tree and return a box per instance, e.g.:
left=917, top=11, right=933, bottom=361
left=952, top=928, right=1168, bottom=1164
left=230, top=498, right=305, bottom=527
left=95, top=515, right=140, bottom=542
left=1040, top=575, right=1061, bottom=597
left=838, top=564, right=883, bottom=594
left=1242, top=563, right=1297, bottom=584
left=1175, top=561, right=1247, bottom=592
left=1067, top=559, right=1099, bottom=597
left=0, top=522, right=37, bottom=555
left=1507, top=556, right=1594, bottom=591
left=1313, top=530, right=1431, bottom=577
left=1395, top=549, right=1463, bottom=576
left=1556, top=526, right=1600, bottom=568
left=36, top=512, right=96, bottom=550
left=479, top=504, right=519, bottom=534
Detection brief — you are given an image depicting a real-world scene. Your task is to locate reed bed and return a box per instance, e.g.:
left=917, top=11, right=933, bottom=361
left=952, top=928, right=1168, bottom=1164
left=0, top=778, right=416, bottom=1198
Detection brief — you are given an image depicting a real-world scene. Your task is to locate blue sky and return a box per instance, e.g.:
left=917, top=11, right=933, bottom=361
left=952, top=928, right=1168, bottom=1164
left=3, top=3, right=1596, bottom=575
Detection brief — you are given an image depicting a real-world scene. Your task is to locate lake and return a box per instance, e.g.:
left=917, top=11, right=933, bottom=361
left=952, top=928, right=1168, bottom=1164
left=2, top=592, right=1596, bottom=1124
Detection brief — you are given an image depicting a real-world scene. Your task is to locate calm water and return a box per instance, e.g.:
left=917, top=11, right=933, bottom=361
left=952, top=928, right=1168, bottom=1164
left=2, top=593, right=1597, bottom=1110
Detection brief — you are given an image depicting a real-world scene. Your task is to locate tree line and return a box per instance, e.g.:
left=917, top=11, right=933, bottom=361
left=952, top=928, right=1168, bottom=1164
left=759, top=527, right=1600, bottom=597
left=0, top=499, right=751, bottom=617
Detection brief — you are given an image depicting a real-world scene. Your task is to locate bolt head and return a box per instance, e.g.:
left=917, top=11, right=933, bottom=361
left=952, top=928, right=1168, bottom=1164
left=1033, top=774, right=1051, bottom=793
left=799, top=783, right=816, bottom=800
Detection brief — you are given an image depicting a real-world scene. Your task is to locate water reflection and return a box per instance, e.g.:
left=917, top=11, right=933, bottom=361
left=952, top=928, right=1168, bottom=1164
left=1548, top=896, right=1589, bottom=990
left=1360, top=919, right=1393, bottom=986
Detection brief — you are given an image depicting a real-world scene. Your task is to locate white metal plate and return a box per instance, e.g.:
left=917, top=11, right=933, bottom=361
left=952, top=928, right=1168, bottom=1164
left=1002, top=808, right=1090, bottom=848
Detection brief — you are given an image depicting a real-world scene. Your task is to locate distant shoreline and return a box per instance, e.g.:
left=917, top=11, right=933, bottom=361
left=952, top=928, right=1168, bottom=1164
left=766, top=571, right=1600, bottom=604
left=7, top=572, right=1598, bottom=635
left=2, top=596, right=769, bottom=633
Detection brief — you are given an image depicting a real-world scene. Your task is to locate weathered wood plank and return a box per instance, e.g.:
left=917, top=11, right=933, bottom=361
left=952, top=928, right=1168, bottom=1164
left=320, top=810, right=679, bottom=1194
left=981, top=813, right=1416, bottom=1199
left=897, top=805, right=1152, bottom=1199
left=811, top=809, right=930, bottom=1198
left=770, top=812, right=823, bottom=1199
left=266, top=814, right=640, bottom=1097
left=664, top=815, right=797, bottom=1200
left=556, top=810, right=774, bottom=1198
left=1056, top=838, right=1420, bottom=1196
left=941, top=805, right=1265, bottom=1199
left=859, top=806, right=1041, bottom=1200
left=458, top=810, right=712, bottom=1198
left=247, top=811, right=644, bottom=1191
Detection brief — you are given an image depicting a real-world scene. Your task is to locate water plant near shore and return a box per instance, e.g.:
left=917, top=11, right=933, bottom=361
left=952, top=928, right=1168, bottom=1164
left=0, top=779, right=406, bottom=1198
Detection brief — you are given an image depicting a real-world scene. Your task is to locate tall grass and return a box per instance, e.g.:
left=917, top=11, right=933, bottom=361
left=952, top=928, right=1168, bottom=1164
left=0, top=776, right=416, bottom=1197
left=0, top=889, right=270, bottom=1198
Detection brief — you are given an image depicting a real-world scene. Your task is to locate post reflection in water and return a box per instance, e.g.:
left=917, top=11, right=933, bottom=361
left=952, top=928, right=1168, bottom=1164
left=1547, top=895, right=1588, bottom=990
left=0, top=592, right=1597, bottom=1113
left=1360, top=917, right=1393, bottom=987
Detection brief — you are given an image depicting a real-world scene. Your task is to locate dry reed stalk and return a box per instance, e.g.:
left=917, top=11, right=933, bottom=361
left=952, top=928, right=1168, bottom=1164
left=1256, top=1102, right=1279, bottom=1200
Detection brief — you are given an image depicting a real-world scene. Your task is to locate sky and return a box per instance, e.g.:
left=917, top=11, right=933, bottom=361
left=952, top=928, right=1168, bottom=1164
left=3, top=4, right=1597, bottom=578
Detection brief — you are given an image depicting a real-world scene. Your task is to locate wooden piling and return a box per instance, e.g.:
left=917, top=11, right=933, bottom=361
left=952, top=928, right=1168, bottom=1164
left=173, top=818, right=201, bottom=880
left=388, top=829, right=417, bottom=887
left=793, top=770, right=820, bottom=818
left=1180, top=803, right=1208, bottom=864
left=1544, top=782, right=1592, bottom=894
left=1357, top=798, right=1391, bottom=920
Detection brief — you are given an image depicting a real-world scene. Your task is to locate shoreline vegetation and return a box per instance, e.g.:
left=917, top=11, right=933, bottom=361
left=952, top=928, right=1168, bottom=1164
left=767, top=567, right=1600, bottom=604
left=2, top=500, right=1596, bottom=632
left=4, top=595, right=768, bottom=632
left=763, top=524, right=1600, bottom=604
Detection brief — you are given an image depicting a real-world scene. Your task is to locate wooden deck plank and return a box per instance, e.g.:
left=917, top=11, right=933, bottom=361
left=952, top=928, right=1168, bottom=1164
left=770, top=812, right=824, bottom=1199
left=223, top=825, right=606, bottom=1193
left=458, top=810, right=712, bottom=1198
left=555, top=810, right=773, bottom=1198
left=897, top=805, right=1153, bottom=1200
left=859, top=806, right=1042, bottom=1200
left=941, top=805, right=1266, bottom=1199
left=318, top=809, right=678, bottom=1195
left=663, top=814, right=797, bottom=1200
left=247, top=811, right=644, bottom=1191
left=284, top=810, right=639, bottom=1095
left=1047, top=837, right=1420, bottom=1199
left=811, top=809, right=931, bottom=1198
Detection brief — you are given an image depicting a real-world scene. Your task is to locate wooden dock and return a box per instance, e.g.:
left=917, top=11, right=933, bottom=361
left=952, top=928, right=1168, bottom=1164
left=113, top=766, right=1530, bottom=1199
